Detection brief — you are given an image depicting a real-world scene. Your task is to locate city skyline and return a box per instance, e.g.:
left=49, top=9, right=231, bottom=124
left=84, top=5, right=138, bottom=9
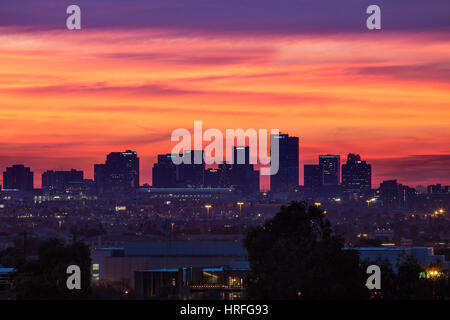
left=1, top=146, right=449, bottom=191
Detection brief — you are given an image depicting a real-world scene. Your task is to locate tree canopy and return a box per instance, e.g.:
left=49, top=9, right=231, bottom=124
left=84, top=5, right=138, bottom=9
left=244, top=201, right=369, bottom=299
left=12, top=238, right=91, bottom=300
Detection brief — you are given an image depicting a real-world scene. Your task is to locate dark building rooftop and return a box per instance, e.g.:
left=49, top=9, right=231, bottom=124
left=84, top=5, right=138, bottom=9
left=123, top=241, right=247, bottom=257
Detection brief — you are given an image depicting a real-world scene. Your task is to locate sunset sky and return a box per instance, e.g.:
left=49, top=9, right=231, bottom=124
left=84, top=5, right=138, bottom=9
left=0, top=0, right=449, bottom=189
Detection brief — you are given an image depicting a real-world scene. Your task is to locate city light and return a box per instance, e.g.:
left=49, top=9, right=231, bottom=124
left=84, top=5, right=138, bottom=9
left=426, top=269, right=442, bottom=279
left=237, top=202, right=244, bottom=215
left=204, top=204, right=212, bottom=218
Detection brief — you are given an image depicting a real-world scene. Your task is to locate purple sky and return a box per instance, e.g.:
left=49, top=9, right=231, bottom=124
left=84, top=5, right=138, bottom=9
left=1, top=0, right=449, bottom=34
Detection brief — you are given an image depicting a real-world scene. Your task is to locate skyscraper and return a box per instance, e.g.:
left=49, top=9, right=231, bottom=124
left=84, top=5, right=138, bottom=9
left=152, top=150, right=205, bottom=188
left=177, top=150, right=205, bottom=187
left=42, top=169, right=83, bottom=193
left=152, top=154, right=178, bottom=188
left=427, top=184, right=443, bottom=194
left=3, top=165, right=34, bottom=191
left=319, top=155, right=340, bottom=186
left=204, top=168, right=221, bottom=188
left=230, top=146, right=260, bottom=195
left=341, top=153, right=371, bottom=194
left=270, top=134, right=299, bottom=193
left=304, top=164, right=322, bottom=198
left=95, top=150, right=139, bottom=195
left=94, top=164, right=106, bottom=195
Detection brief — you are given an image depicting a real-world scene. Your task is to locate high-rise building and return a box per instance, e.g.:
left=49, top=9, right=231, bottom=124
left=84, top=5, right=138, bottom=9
left=230, top=146, right=260, bottom=195
left=427, top=184, right=442, bottom=194
left=304, top=164, right=322, bottom=198
left=95, top=150, right=139, bottom=195
left=379, top=180, right=400, bottom=207
left=177, top=150, right=205, bottom=187
left=94, top=164, right=106, bottom=195
left=319, top=155, right=340, bottom=186
left=152, top=150, right=205, bottom=188
left=204, top=168, right=220, bottom=188
left=42, top=169, right=83, bottom=193
left=218, top=163, right=232, bottom=188
left=2, top=165, right=34, bottom=191
left=270, top=134, right=299, bottom=193
left=379, top=179, right=415, bottom=209
left=152, top=154, right=178, bottom=188
left=341, top=153, right=371, bottom=194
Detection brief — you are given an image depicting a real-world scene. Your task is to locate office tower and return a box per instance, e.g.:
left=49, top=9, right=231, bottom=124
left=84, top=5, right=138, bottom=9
left=204, top=168, right=220, bottom=188
left=304, top=164, right=322, bottom=198
left=427, top=184, right=442, bottom=194
left=94, top=164, right=106, bottom=195
left=177, top=150, right=205, bottom=187
left=270, top=134, right=299, bottom=193
left=400, top=185, right=417, bottom=209
left=95, top=150, right=139, bottom=195
left=3, top=165, right=34, bottom=191
left=379, top=180, right=400, bottom=208
left=341, top=153, right=371, bottom=194
left=218, top=163, right=232, bottom=188
left=319, top=155, right=340, bottom=186
left=379, top=179, right=415, bottom=208
left=152, top=154, right=178, bottom=188
left=230, top=146, right=260, bottom=195
left=42, top=169, right=83, bottom=193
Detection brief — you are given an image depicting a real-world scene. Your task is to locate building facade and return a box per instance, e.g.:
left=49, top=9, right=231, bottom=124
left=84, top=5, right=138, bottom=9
left=270, top=134, right=299, bottom=193
left=2, top=165, right=33, bottom=191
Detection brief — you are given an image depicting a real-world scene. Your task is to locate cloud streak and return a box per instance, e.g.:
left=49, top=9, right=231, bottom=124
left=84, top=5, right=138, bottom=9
left=0, top=12, right=449, bottom=188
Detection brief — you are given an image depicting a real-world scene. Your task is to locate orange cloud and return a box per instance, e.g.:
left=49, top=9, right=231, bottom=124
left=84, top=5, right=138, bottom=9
left=0, top=28, right=449, bottom=188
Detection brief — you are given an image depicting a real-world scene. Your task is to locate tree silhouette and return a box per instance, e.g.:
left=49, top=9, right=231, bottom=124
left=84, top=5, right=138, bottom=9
left=244, top=201, right=369, bottom=299
left=13, top=238, right=91, bottom=300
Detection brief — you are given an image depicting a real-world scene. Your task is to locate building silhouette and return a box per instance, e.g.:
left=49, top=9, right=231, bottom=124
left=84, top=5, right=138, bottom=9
left=342, top=153, right=371, bottom=195
left=152, top=154, right=178, bottom=188
left=2, top=165, right=33, bottom=191
left=304, top=164, right=322, bottom=198
left=204, top=168, right=220, bottom=188
left=218, top=163, right=232, bottom=188
left=152, top=148, right=259, bottom=194
left=177, top=150, right=205, bottom=187
left=42, top=169, right=83, bottom=193
left=94, top=150, right=139, bottom=195
left=152, top=150, right=205, bottom=188
left=379, top=179, right=416, bottom=209
left=319, top=155, right=340, bottom=186
left=270, top=134, right=299, bottom=192
left=229, top=146, right=260, bottom=194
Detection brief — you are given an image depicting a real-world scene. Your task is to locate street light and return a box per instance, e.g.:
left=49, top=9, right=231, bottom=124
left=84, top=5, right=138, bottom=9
left=237, top=202, right=244, bottom=216
left=204, top=204, right=212, bottom=218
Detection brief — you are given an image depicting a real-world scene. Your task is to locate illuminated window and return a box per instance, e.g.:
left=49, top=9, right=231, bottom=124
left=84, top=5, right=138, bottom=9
left=92, top=264, right=100, bottom=271
left=228, top=276, right=242, bottom=288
